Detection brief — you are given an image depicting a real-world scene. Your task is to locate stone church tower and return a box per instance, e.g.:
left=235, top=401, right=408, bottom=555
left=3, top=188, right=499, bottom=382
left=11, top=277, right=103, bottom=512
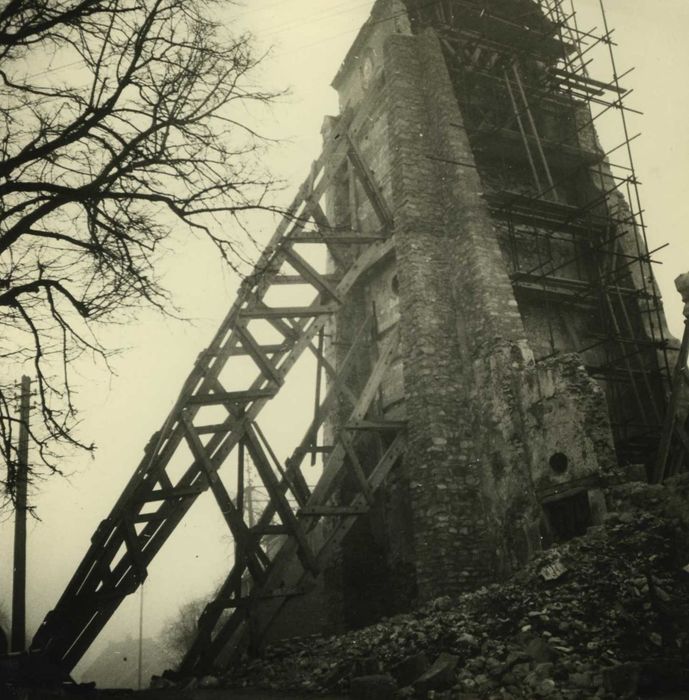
left=319, top=0, right=675, bottom=628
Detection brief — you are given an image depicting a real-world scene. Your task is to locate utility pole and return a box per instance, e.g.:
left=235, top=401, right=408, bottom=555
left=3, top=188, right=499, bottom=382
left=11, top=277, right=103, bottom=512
left=12, top=375, right=31, bottom=652
left=137, top=583, right=144, bottom=690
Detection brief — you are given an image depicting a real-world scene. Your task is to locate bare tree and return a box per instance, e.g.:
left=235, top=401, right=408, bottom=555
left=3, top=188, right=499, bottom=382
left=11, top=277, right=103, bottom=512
left=162, top=596, right=209, bottom=666
left=0, top=0, right=280, bottom=502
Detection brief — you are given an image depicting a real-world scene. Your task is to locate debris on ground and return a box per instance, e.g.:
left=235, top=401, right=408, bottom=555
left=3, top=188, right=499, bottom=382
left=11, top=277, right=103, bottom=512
left=196, top=476, right=689, bottom=698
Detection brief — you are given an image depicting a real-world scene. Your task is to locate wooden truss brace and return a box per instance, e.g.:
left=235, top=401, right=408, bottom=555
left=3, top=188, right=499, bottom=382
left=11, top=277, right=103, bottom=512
left=181, top=325, right=405, bottom=674
left=30, top=94, right=398, bottom=673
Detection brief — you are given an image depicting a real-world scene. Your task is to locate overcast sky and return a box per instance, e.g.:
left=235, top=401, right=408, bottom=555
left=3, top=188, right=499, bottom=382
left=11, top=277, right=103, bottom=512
left=1, top=0, right=687, bottom=682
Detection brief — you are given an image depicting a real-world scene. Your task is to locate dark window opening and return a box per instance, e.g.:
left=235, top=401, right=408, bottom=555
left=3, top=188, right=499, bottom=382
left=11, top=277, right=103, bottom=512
left=391, top=274, right=399, bottom=295
left=542, top=490, right=591, bottom=544
left=549, top=452, right=569, bottom=474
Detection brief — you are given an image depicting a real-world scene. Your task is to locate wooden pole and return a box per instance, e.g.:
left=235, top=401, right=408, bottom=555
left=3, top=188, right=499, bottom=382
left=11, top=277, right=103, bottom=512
left=246, top=463, right=255, bottom=529
left=11, top=375, right=31, bottom=652
left=235, top=442, right=245, bottom=599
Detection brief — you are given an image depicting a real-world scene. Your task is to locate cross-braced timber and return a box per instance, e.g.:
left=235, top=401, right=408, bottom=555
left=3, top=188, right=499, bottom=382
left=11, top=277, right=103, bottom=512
left=30, top=97, right=403, bottom=675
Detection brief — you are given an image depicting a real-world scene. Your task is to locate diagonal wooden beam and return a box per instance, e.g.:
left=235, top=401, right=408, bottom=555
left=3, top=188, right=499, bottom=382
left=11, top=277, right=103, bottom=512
left=243, top=425, right=319, bottom=576
left=180, top=413, right=269, bottom=581
left=339, top=430, right=375, bottom=506
left=212, top=434, right=407, bottom=669
left=303, top=325, right=400, bottom=508
left=307, top=201, right=333, bottom=232
left=306, top=339, right=358, bottom=408
left=346, top=134, right=394, bottom=229
left=234, top=323, right=284, bottom=387
left=119, top=515, right=147, bottom=583
left=280, top=246, right=342, bottom=303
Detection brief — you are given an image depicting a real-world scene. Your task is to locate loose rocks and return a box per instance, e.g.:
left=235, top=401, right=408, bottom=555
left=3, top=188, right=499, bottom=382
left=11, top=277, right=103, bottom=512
left=210, top=476, right=689, bottom=698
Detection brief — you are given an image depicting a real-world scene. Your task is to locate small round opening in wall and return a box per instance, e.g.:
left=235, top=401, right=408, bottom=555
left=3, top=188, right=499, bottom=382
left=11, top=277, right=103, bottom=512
left=549, top=452, right=569, bottom=474
left=391, top=274, right=399, bottom=295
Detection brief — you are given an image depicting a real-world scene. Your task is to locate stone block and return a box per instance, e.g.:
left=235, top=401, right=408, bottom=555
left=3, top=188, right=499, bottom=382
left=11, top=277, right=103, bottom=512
left=525, top=637, right=556, bottom=663
left=390, top=651, right=429, bottom=686
left=413, top=652, right=459, bottom=694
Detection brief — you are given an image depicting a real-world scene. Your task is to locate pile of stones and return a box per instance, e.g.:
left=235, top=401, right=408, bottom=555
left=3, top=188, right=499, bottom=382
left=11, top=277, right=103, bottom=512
left=213, top=476, right=689, bottom=698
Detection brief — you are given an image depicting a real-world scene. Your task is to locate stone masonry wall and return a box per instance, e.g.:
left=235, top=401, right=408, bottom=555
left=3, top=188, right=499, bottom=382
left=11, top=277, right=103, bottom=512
left=392, top=28, right=616, bottom=582
left=384, top=31, right=500, bottom=597
left=315, top=0, right=623, bottom=627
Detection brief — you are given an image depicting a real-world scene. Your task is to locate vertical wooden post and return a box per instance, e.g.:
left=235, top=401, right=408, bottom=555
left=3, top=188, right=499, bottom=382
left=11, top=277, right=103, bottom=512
left=235, top=442, right=245, bottom=599
left=311, top=328, right=325, bottom=465
left=12, top=375, right=31, bottom=652
left=246, top=463, right=255, bottom=529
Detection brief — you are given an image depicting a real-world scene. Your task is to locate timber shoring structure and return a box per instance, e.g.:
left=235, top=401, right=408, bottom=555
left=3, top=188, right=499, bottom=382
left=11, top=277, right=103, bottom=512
left=29, top=102, right=405, bottom=675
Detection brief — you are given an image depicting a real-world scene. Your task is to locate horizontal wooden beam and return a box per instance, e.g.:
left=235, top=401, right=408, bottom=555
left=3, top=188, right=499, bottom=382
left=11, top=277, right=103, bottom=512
left=239, top=306, right=334, bottom=319
left=272, top=275, right=340, bottom=285
left=250, top=524, right=289, bottom=536
left=142, top=486, right=205, bottom=502
left=186, top=389, right=277, bottom=405
left=195, top=423, right=232, bottom=436
left=133, top=513, right=164, bottom=524
left=218, top=586, right=309, bottom=608
left=227, top=343, right=287, bottom=355
left=298, top=505, right=369, bottom=516
left=297, top=445, right=334, bottom=454
left=287, top=233, right=387, bottom=244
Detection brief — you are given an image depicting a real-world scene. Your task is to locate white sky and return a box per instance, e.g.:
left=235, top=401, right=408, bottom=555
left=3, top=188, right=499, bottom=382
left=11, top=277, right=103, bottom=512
left=1, top=0, right=688, bottom=682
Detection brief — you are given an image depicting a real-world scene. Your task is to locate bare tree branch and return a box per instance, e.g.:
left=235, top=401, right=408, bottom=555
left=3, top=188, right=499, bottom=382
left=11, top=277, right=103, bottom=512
left=0, top=0, right=283, bottom=504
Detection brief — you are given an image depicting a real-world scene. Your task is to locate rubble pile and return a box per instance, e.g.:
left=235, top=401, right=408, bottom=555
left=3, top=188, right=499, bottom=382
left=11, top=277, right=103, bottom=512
left=218, top=477, right=689, bottom=698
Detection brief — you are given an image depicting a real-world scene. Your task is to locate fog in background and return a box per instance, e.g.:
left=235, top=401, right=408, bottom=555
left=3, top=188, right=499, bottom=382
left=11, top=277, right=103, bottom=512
left=0, top=0, right=687, bottom=682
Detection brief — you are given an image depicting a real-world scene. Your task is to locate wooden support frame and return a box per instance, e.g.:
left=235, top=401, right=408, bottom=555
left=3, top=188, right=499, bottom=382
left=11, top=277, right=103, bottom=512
left=30, top=97, right=400, bottom=675
left=181, top=412, right=270, bottom=580
left=346, top=134, right=394, bottom=230
left=242, top=425, right=319, bottom=575
left=183, top=326, right=404, bottom=674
